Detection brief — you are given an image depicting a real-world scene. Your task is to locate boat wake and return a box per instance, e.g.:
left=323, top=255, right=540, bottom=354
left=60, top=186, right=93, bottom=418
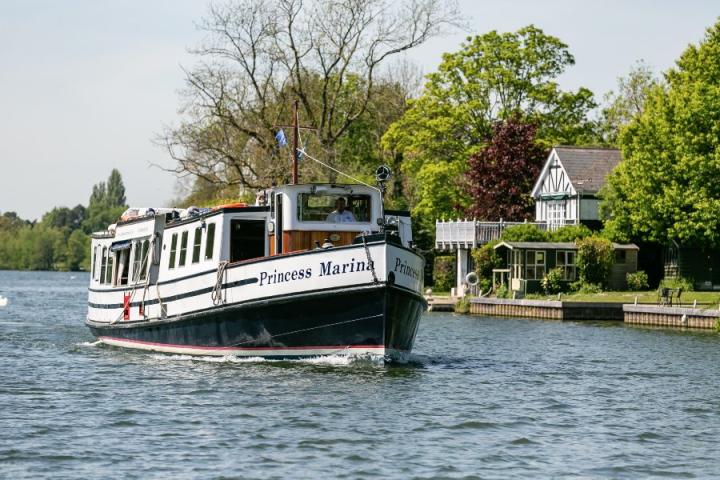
left=145, top=352, right=387, bottom=367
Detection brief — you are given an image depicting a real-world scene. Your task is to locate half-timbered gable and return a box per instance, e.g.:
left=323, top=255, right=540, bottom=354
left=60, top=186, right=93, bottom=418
left=531, top=146, right=621, bottom=229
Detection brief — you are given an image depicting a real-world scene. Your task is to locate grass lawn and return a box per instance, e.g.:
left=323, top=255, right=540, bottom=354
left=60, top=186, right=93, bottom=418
left=529, top=290, right=720, bottom=308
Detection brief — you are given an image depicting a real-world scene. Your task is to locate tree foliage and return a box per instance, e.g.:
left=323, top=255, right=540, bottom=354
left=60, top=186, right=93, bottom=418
left=382, top=25, right=597, bottom=226
left=0, top=170, right=126, bottom=271
left=597, top=61, right=658, bottom=145
left=602, top=20, right=720, bottom=247
left=159, top=0, right=459, bottom=195
left=500, top=224, right=549, bottom=242
left=466, top=117, right=546, bottom=220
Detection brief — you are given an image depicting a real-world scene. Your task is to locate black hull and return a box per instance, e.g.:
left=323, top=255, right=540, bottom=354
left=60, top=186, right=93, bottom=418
left=87, top=285, right=425, bottom=359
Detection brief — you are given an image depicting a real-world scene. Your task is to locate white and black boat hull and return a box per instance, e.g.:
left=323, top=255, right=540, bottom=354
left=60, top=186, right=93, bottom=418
left=88, top=284, right=423, bottom=358
left=86, top=240, right=426, bottom=359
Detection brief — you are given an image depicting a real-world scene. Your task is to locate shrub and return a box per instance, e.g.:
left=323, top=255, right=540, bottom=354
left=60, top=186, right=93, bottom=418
left=496, top=284, right=510, bottom=298
left=454, top=297, right=470, bottom=314
left=478, top=278, right=492, bottom=294
left=471, top=241, right=502, bottom=284
left=575, top=236, right=614, bottom=288
left=550, top=224, right=593, bottom=242
left=433, top=255, right=455, bottom=292
left=541, top=267, right=565, bottom=294
left=501, top=224, right=549, bottom=242
left=626, top=270, right=649, bottom=291
left=660, top=276, right=694, bottom=292
left=570, top=280, right=603, bottom=294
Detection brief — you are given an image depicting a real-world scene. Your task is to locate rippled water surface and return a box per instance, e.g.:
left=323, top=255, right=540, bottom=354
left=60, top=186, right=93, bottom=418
left=2, top=271, right=720, bottom=479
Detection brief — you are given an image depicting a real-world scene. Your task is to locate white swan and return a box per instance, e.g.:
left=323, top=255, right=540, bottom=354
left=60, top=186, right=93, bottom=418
left=0, top=296, right=7, bottom=307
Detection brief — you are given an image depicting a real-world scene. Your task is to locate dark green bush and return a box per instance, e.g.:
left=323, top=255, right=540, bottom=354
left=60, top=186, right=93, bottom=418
left=626, top=270, right=649, bottom=291
left=501, top=224, right=549, bottom=242
left=550, top=224, right=593, bottom=242
left=433, top=255, right=455, bottom=292
left=541, top=267, right=565, bottom=294
left=576, top=236, right=614, bottom=288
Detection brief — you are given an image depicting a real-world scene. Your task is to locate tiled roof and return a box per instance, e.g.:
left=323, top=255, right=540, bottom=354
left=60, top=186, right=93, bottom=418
left=554, top=146, right=622, bottom=193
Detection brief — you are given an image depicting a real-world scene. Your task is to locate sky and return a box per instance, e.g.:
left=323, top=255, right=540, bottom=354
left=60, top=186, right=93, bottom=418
left=0, top=0, right=718, bottom=220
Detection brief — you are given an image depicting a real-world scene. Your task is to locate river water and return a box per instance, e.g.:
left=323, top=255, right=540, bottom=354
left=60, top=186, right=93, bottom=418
left=1, top=271, right=720, bottom=479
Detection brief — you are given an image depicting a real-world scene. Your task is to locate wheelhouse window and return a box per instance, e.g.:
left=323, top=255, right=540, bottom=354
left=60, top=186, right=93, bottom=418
left=297, top=193, right=371, bottom=223
left=178, top=231, right=188, bottom=267
left=169, top=233, right=178, bottom=269
left=205, top=223, right=216, bottom=260
left=192, top=227, right=202, bottom=264
left=525, top=250, right=546, bottom=280
left=92, top=246, right=97, bottom=279
left=556, top=250, right=576, bottom=281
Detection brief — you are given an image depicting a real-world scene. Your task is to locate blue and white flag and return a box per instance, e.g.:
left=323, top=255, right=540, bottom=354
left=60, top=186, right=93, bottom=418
left=275, top=129, right=287, bottom=147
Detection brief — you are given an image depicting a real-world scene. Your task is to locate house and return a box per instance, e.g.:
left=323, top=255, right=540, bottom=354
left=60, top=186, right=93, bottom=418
left=493, top=241, right=639, bottom=294
left=531, top=147, right=622, bottom=230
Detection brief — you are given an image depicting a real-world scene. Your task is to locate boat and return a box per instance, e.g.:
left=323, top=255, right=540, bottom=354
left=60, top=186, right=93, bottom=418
left=85, top=105, right=426, bottom=360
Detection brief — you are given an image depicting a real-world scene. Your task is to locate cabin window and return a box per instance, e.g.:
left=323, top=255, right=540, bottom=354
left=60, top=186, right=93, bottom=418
left=139, top=239, right=149, bottom=281
left=297, top=193, right=371, bottom=223
left=105, top=251, right=114, bottom=285
left=179, top=231, right=188, bottom=267
left=192, top=227, right=202, bottom=264
left=556, top=251, right=576, bottom=281
left=131, top=240, right=142, bottom=281
left=115, top=249, right=130, bottom=286
left=230, top=219, right=265, bottom=262
left=169, top=233, right=178, bottom=269
left=205, top=223, right=216, bottom=260
left=92, top=246, right=97, bottom=279
left=100, top=247, right=107, bottom=284
left=525, top=250, right=546, bottom=280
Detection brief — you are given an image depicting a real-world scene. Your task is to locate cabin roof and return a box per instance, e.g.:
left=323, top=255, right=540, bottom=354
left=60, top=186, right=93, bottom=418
left=495, top=241, right=639, bottom=250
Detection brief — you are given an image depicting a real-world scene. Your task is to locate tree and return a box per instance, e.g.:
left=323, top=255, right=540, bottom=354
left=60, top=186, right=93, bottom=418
left=575, top=236, right=614, bottom=287
left=382, top=25, right=597, bottom=226
left=601, top=20, right=720, bottom=247
left=159, top=0, right=460, bottom=193
left=597, top=61, right=658, bottom=145
left=466, top=117, right=546, bottom=220
left=83, top=169, right=128, bottom=233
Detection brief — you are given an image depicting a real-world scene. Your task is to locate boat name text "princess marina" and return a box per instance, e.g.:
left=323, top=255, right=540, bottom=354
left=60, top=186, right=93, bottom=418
left=258, top=258, right=375, bottom=286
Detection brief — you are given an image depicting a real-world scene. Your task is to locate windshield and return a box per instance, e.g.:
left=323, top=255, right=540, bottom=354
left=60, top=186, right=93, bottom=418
left=297, top=193, right=371, bottom=223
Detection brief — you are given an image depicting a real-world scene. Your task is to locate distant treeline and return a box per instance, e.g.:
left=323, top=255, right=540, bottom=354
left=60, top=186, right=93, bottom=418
left=0, top=170, right=127, bottom=271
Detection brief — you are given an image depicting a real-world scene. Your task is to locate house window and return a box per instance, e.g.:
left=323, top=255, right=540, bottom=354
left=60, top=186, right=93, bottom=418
left=512, top=250, right=523, bottom=279
left=525, top=250, right=546, bottom=280
left=556, top=250, right=576, bottom=281
left=179, top=231, right=188, bottom=267
left=547, top=201, right=565, bottom=230
left=169, top=233, right=178, bottom=269
left=615, top=250, right=627, bottom=264
left=192, top=227, right=202, bottom=264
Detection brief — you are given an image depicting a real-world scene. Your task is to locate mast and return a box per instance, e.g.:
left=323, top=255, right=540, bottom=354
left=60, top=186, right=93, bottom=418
left=292, top=99, right=299, bottom=184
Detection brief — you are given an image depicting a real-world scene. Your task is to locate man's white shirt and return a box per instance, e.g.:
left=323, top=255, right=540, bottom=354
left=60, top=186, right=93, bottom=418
left=326, top=210, right=356, bottom=223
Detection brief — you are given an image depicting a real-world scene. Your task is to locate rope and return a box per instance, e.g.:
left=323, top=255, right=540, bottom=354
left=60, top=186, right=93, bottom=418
left=361, top=233, right=379, bottom=284
left=297, top=148, right=378, bottom=190
left=212, top=261, right=229, bottom=305
left=230, top=313, right=383, bottom=346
